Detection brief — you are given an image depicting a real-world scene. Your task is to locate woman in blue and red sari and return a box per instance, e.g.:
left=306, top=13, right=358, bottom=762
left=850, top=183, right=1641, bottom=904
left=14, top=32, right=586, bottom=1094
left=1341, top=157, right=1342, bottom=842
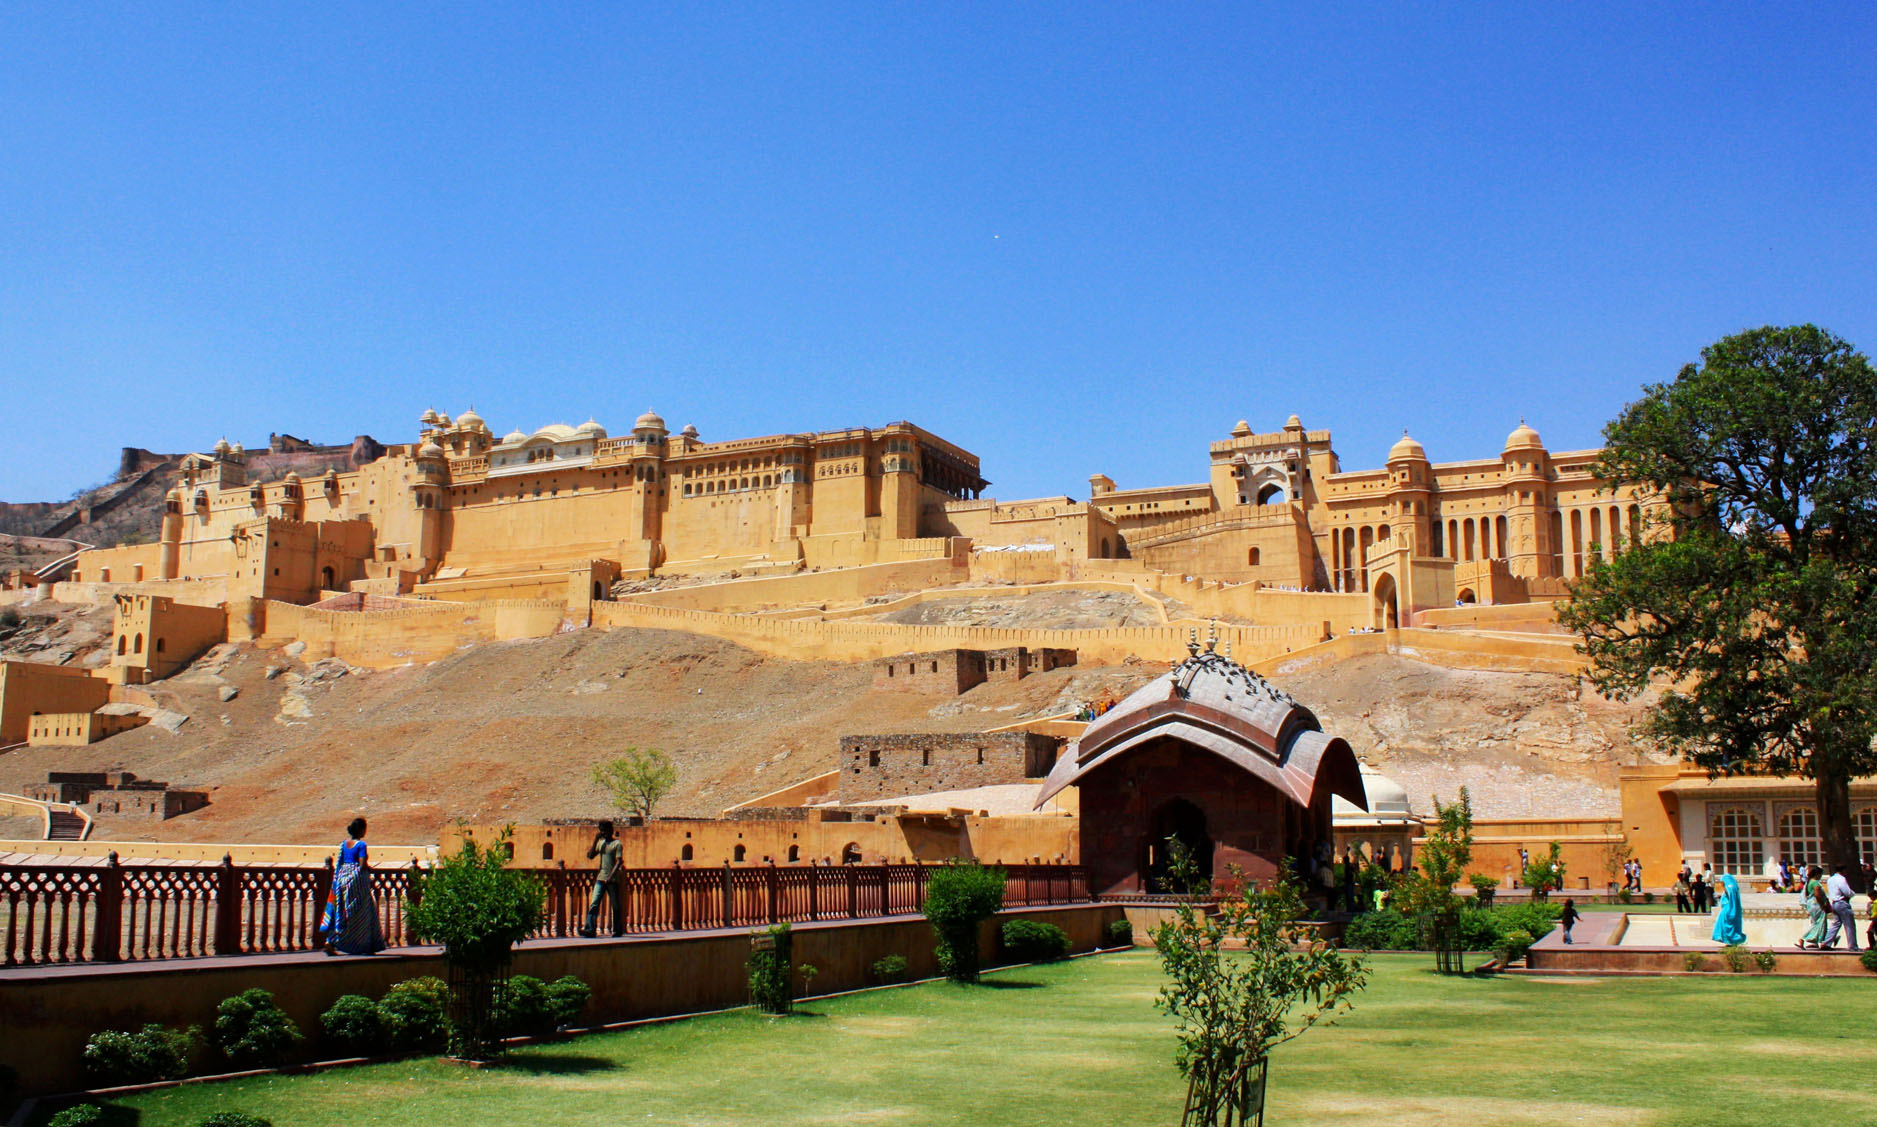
left=321, top=817, right=386, bottom=955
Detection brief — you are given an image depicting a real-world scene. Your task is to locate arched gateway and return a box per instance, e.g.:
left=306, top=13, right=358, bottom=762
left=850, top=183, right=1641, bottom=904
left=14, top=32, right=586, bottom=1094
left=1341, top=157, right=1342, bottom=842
left=1036, top=634, right=1366, bottom=895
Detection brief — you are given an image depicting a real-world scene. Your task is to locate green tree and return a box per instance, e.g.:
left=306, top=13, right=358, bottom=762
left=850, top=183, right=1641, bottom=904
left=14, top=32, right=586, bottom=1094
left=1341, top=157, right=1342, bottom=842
left=1400, top=788, right=1473, bottom=974
left=1559, top=325, right=1877, bottom=888
left=1154, top=847, right=1368, bottom=1127
left=921, top=860, right=1007, bottom=983
left=591, top=748, right=678, bottom=821
left=1522, top=842, right=1565, bottom=902
left=405, top=830, right=547, bottom=1060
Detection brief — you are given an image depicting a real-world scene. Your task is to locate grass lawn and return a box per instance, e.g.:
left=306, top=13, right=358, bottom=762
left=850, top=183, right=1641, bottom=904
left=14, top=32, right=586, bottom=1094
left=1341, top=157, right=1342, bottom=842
left=68, top=952, right=1877, bottom=1127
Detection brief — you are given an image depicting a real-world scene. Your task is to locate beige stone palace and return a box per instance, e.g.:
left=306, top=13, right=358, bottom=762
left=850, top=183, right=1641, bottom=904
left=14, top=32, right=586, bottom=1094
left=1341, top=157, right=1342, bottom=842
left=66, top=407, right=1659, bottom=635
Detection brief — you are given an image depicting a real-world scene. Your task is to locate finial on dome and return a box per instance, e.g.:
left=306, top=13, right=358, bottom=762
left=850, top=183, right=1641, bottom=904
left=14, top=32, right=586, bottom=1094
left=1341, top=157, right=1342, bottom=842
left=1205, top=620, right=1218, bottom=653
left=1186, top=627, right=1200, bottom=657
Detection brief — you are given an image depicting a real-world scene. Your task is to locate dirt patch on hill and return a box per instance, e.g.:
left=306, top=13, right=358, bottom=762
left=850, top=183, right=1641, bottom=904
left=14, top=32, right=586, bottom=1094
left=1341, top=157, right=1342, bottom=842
left=861, top=588, right=1163, bottom=629
left=0, top=601, right=115, bottom=669
left=0, top=626, right=1157, bottom=845
left=1277, top=653, right=1661, bottom=818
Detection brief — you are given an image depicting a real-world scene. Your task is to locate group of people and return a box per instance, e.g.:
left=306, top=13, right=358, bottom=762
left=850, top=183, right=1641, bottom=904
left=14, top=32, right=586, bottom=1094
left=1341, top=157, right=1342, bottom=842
left=1797, top=863, right=1865, bottom=952
left=1620, top=858, right=1644, bottom=892
left=1669, top=862, right=1720, bottom=913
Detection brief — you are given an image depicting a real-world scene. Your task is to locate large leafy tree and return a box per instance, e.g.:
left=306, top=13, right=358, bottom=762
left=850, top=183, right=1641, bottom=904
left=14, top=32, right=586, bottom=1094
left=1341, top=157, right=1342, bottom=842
left=1560, top=325, right=1877, bottom=886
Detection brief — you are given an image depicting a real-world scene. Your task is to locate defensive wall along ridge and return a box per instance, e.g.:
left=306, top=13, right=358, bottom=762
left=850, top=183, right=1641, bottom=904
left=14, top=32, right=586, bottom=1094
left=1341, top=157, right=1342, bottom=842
left=590, top=599, right=1324, bottom=666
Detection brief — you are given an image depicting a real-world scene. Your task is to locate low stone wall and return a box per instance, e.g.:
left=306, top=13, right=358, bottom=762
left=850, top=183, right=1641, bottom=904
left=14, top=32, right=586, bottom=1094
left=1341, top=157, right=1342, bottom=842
left=625, top=555, right=970, bottom=614
left=592, top=600, right=1319, bottom=666
left=0, top=903, right=1123, bottom=1096
left=256, top=597, right=567, bottom=669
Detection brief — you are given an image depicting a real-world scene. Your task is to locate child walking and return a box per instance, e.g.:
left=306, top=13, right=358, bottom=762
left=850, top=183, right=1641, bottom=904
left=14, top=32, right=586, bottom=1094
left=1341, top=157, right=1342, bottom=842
left=1560, top=898, right=1582, bottom=945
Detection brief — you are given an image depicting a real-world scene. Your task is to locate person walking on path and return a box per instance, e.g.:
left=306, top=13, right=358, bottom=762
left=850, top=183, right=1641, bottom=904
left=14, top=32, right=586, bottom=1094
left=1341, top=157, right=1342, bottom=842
left=1799, top=865, right=1830, bottom=949
left=579, top=820, right=625, bottom=938
left=1673, top=869, right=1692, bottom=914
left=1559, top=898, right=1582, bottom=945
left=1821, top=864, right=1859, bottom=951
left=1710, top=874, right=1747, bottom=945
left=320, top=817, right=386, bottom=956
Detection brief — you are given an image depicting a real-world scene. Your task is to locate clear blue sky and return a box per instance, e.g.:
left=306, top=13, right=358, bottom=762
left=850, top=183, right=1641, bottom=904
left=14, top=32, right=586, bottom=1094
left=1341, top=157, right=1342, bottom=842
left=3, top=5, right=1872, bottom=502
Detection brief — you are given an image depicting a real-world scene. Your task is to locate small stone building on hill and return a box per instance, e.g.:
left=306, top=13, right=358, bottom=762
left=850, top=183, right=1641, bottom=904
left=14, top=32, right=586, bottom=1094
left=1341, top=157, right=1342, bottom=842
left=871, top=647, right=1076, bottom=696
left=839, top=731, right=1061, bottom=804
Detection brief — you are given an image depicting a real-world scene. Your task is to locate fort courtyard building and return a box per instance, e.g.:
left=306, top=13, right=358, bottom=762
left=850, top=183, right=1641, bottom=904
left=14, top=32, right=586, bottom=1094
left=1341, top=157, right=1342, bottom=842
left=72, top=410, right=991, bottom=600
left=1035, top=637, right=1366, bottom=895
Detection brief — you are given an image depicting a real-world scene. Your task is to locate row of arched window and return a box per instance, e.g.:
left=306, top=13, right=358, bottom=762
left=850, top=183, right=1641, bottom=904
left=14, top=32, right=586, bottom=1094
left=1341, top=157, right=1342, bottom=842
left=1707, top=805, right=1877, bottom=875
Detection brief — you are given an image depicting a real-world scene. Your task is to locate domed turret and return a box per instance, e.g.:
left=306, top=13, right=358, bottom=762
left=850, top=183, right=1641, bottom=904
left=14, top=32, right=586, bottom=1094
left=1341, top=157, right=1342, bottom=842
left=1231, top=420, right=1252, bottom=438
left=681, top=424, right=700, bottom=439
left=283, top=471, right=301, bottom=484
left=420, top=408, right=440, bottom=426
left=1387, top=432, right=1427, bottom=462
left=575, top=418, right=607, bottom=439
left=1285, top=414, right=1303, bottom=430
left=417, top=440, right=446, bottom=461
left=502, top=429, right=526, bottom=445
left=213, top=438, right=232, bottom=456
left=1504, top=420, right=1544, bottom=452
left=634, top=409, right=667, bottom=432
left=456, top=407, right=486, bottom=431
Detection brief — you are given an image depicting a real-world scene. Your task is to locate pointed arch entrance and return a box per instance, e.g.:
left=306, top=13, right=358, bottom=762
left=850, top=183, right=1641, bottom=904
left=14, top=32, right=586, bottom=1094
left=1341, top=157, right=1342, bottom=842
left=1147, top=798, right=1212, bottom=891
left=1373, top=572, right=1400, bottom=629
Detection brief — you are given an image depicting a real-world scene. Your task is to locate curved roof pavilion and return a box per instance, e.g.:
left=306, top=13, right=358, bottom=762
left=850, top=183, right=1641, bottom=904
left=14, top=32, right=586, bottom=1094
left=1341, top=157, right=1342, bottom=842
left=1037, top=636, right=1367, bottom=813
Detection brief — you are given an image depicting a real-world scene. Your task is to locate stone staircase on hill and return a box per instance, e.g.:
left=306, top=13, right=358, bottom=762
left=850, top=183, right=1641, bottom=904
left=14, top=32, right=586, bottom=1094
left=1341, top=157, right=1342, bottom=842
left=46, top=809, right=87, bottom=841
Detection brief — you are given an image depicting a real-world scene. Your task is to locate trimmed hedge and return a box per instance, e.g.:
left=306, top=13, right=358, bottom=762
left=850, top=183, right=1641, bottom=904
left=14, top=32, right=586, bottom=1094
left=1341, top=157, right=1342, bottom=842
left=1344, top=902, right=1562, bottom=953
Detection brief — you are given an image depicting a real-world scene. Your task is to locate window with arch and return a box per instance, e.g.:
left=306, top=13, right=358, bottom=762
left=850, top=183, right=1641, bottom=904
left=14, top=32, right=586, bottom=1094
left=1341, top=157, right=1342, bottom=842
left=541, top=842, right=554, bottom=861
left=787, top=845, right=800, bottom=862
left=133, top=633, right=143, bottom=654
left=117, top=635, right=127, bottom=655
left=1857, top=806, right=1877, bottom=865
left=1708, top=806, right=1765, bottom=875
left=1777, top=806, right=1822, bottom=869
left=1247, top=547, right=1260, bottom=566
left=681, top=844, right=694, bottom=861
left=733, top=844, right=747, bottom=862
left=841, top=842, right=863, bottom=865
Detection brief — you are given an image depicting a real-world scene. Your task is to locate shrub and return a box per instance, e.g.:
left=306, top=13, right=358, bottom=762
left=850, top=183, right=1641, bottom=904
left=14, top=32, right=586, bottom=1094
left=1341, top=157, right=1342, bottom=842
left=499, top=975, right=551, bottom=1036
left=870, top=954, right=910, bottom=983
left=1107, top=919, right=1135, bottom=947
left=405, top=832, right=548, bottom=1060
left=1642, top=891, right=1656, bottom=904
left=922, top=861, right=1007, bottom=983
left=1002, top=919, right=1071, bottom=963
left=212, top=988, right=302, bottom=1069
left=1615, top=888, right=1634, bottom=904
left=1720, top=945, right=1751, bottom=974
left=379, top=977, right=449, bottom=1051
left=198, top=1115, right=273, bottom=1127
left=1495, top=928, right=1536, bottom=964
left=1753, top=950, right=1779, bottom=973
left=1861, top=949, right=1877, bottom=973
left=544, top=976, right=591, bottom=1029
left=1682, top=952, right=1707, bottom=972
left=747, top=923, right=796, bottom=1015
left=1343, top=909, right=1417, bottom=951
left=318, top=995, right=388, bottom=1056
left=48, top=1106, right=107, bottom=1127
left=82, top=1023, right=196, bottom=1084
left=1466, top=873, right=1499, bottom=892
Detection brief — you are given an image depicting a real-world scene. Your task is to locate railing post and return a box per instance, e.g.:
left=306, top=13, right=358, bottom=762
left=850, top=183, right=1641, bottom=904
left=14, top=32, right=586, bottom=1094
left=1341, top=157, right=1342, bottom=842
left=878, top=865, right=889, bottom=916
left=312, top=857, right=334, bottom=951
left=404, top=859, right=423, bottom=945
left=91, top=851, right=123, bottom=963
left=915, top=860, right=925, bottom=912
left=846, top=863, right=859, bottom=919
left=670, top=862, right=684, bottom=931
left=720, top=862, right=733, bottom=928
left=808, top=860, right=820, bottom=921
left=766, top=861, right=779, bottom=924
left=212, top=854, right=242, bottom=955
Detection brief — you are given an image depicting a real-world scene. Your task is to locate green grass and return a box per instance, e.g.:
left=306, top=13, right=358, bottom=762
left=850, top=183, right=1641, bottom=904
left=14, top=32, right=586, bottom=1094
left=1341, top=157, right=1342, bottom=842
left=60, top=953, right=1877, bottom=1127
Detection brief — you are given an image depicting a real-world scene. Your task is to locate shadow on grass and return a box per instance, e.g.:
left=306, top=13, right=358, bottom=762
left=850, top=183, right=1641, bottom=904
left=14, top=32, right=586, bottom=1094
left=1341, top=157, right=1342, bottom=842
left=975, top=979, right=1044, bottom=990
left=494, top=1053, right=619, bottom=1075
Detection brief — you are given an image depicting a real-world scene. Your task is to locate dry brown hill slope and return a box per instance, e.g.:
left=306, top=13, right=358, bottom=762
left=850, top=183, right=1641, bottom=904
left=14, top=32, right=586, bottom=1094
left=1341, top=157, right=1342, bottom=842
left=0, top=628, right=1153, bottom=844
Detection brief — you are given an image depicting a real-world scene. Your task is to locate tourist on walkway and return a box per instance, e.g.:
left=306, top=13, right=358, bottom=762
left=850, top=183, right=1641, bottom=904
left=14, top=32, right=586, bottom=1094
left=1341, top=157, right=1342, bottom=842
left=1559, top=898, right=1581, bottom=945
left=1672, top=870, right=1692, bottom=914
left=579, top=819, right=624, bottom=938
left=1691, top=867, right=1710, bottom=913
left=320, top=817, right=386, bottom=956
left=1821, top=864, right=1859, bottom=951
left=1710, top=873, right=1747, bottom=945
left=1799, top=865, right=1829, bottom=949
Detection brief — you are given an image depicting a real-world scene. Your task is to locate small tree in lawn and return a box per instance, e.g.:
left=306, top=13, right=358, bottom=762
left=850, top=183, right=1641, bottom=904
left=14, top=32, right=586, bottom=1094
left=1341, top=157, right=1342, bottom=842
left=405, top=829, right=547, bottom=1061
left=1522, top=842, right=1566, bottom=902
left=921, top=860, right=1008, bottom=983
left=1401, top=788, right=1473, bottom=974
left=591, top=748, right=678, bottom=821
left=1154, top=845, right=1368, bottom=1127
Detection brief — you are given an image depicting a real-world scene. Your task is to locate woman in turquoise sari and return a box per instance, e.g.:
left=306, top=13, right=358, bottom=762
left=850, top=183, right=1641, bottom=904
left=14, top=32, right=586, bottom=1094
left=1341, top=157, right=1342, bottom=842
left=1710, top=872, right=1747, bottom=945
left=1799, top=865, right=1830, bottom=948
left=321, top=817, right=386, bottom=955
